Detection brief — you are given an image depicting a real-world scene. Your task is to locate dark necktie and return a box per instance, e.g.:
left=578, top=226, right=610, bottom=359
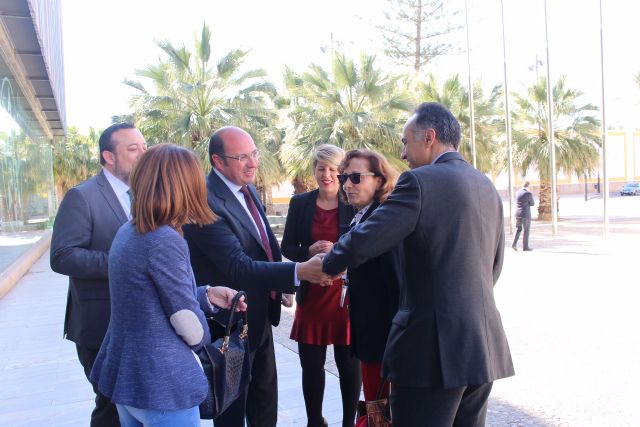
left=240, top=186, right=276, bottom=300
left=239, top=185, right=273, bottom=262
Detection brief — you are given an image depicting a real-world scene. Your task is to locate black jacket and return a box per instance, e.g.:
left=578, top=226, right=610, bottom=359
left=281, top=189, right=353, bottom=305
left=347, top=202, right=402, bottom=363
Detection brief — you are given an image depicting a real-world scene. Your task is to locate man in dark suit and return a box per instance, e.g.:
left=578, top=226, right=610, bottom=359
left=512, top=181, right=535, bottom=251
left=322, top=103, right=514, bottom=426
left=183, top=126, right=326, bottom=427
left=50, top=123, right=147, bottom=427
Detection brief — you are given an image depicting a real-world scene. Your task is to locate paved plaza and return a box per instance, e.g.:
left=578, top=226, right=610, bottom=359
left=1, top=194, right=639, bottom=426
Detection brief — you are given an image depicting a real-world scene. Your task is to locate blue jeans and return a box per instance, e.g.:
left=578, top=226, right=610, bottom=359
left=116, top=404, right=200, bottom=427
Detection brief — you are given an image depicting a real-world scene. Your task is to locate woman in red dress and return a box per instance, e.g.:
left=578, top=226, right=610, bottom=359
left=282, top=144, right=361, bottom=427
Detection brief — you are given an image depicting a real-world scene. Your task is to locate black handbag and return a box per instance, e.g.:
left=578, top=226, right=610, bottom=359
left=198, top=291, right=251, bottom=419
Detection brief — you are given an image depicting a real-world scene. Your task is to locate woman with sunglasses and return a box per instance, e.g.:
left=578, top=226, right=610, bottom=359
left=282, top=144, right=361, bottom=427
left=90, top=144, right=246, bottom=427
left=338, top=149, right=403, bottom=404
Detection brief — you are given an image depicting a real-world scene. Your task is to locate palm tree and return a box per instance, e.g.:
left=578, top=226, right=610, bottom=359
left=52, top=126, right=101, bottom=200
left=417, top=74, right=503, bottom=174
left=125, top=23, right=284, bottom=203
left=281, top=53, right=413, bottom=192
left=512, top=76, right=601, bottom=220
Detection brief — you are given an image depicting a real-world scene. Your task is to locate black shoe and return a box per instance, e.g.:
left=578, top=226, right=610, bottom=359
left=511, top=245, right=518, bottom=251
left=307, top=417, right=328, bottom=427
left=523, top=248, right=533, bottom=251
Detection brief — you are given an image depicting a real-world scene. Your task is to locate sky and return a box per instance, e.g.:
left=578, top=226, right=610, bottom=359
left=60, top=0, right=640, bottom=132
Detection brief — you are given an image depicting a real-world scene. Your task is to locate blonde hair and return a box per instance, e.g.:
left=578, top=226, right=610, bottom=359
left=130, top=144, right=217, bottom=233
left=313, top=144, right=345, bottom=169
left=340, top=149, right=399, bottom=203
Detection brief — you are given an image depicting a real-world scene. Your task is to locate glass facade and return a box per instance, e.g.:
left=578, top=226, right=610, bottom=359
left=0, top=74, right=56, bottom=270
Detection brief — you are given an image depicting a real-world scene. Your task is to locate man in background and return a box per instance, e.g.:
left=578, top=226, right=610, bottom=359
left=512, top=181, right=535, bottom=251
left=50, top=123, right=147, bottom=426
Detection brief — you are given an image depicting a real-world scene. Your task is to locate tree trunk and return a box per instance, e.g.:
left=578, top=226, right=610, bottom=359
left=415, top=0, right=422, bottom=73
left=537, top=179, right=561, bottom=220
left=537, top=179, right=552, bottom=220
left=292, top=175, right=311, bottom=195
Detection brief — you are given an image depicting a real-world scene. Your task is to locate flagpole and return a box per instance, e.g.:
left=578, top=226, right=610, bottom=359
left=500, top=0, right=515, bottom=234
left=465, top=0, right=477, bottom=168
left=544, top=0, right=558, bottom=235
left=599, top=0, right=609, bottom=236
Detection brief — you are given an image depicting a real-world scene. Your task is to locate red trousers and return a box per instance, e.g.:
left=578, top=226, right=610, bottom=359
left=361, top=362, right=390, bottom=401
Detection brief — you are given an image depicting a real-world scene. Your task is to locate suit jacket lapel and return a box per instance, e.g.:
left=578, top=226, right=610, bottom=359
left=247, top=184, right=282, bottom=260
left=338, top=198, right=354, bottom=236
left=359, top=201, right=380, bottom=224
left=300, top=189, right=318, bottom=243
left=96, top=170, right=128, bottom=224
left=207, top=171, right=263, bottom=249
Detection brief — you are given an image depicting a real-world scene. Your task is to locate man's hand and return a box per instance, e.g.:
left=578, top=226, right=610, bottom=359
left=207, top=286, right=247, bottom=311
left=297, top=253, right=333, bottom=284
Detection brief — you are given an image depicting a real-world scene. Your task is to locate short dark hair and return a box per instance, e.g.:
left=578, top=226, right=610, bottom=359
left=524, top=181, right=530, bottom=188
left=413, top=103, right=461, bottom=150
left=208, top=129, right=226, bottom=167
left=98, top=122, right=136, bottom=165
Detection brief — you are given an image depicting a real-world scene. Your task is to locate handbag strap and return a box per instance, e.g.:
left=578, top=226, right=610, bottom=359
left=220, top=291, right=248, bottom=353
left=375, top=378, right=389, bottom=400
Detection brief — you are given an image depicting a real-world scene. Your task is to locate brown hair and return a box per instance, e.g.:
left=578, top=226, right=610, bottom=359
left=339, top=149, right=399, bottom=204
left=130, top=144, right=217, bottom=233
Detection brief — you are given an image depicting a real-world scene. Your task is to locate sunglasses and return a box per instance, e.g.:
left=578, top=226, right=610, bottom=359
left=337, top=172, right=379, bottom=185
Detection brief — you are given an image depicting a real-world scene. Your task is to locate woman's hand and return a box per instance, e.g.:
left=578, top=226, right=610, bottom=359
left=207, top=286, right=247, bottom=311
left=308, top=240, right=333, bottom=257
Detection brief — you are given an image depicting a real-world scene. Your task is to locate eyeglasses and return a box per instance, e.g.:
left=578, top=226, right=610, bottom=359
left=337, top=172, right=378, bottom=185
left=219, top=150, right=260, bottom=163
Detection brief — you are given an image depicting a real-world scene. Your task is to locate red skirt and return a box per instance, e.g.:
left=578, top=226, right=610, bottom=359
left=290, top=279, right=351, bottom=345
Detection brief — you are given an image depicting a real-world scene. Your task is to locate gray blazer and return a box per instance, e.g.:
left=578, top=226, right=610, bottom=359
left=324, top=151, right=514, bottom=388
left=50, top=170, right=128, bottom=349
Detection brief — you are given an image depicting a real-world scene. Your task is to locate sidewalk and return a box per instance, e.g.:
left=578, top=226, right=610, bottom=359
left=0, top=251, right=349, bottom=426
left=1, top=194, right=639, bottom=426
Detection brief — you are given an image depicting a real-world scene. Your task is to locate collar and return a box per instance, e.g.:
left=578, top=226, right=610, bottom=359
left=431, top=150, right=456, bottom=165
left=102, top=168, right=129, bottom=196
left=213, top=168, right=244, bottom=194
left=350, top=202, right=373, bottom=226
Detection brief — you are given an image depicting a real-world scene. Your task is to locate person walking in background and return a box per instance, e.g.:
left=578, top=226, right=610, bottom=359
left=512, top=181, right=535, bottom=251
left=90, top=144, right=246, bottom=427
left=337, top=149, right=402, bottom=404
left=281, top=144, right=361, bottom=427
left=322, top=103, right=514, bottom=426
left=182, top=126, right=326, bottom=427
left=50, top=123, right=147, bottom=427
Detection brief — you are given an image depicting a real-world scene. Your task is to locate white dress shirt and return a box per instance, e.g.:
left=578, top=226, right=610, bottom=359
left=103, top=168, right=131, bottom=219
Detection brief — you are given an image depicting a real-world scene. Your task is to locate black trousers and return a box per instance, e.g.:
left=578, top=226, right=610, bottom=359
left=76, top=344, right=120, bottom=427
left=214, top=319, right=278, bottom=427
left=512, top=217, right=532, bottom=250
left=298, top=342, right=362, bottom=427
left=390, top=382, right=493, bottom=427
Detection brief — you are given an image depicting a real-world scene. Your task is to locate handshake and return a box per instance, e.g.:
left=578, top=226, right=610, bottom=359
left=297, top=253, right=343, bottom=287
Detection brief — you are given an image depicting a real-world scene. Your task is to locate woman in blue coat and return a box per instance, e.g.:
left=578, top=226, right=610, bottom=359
left=90, top=144, right=246, bottom=427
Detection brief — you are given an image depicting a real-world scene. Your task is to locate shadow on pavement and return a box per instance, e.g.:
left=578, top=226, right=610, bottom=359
left=274, top=310, right=553, bottom=426
left=488, top=398, right=554, bottom=426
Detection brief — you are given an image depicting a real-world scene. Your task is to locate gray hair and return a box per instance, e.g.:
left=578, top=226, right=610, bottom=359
left=413, top=102, right=461, bottom=150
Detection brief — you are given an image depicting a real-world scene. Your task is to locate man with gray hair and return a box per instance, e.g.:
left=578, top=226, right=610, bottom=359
left=322, top=102, right=514, bottom=426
